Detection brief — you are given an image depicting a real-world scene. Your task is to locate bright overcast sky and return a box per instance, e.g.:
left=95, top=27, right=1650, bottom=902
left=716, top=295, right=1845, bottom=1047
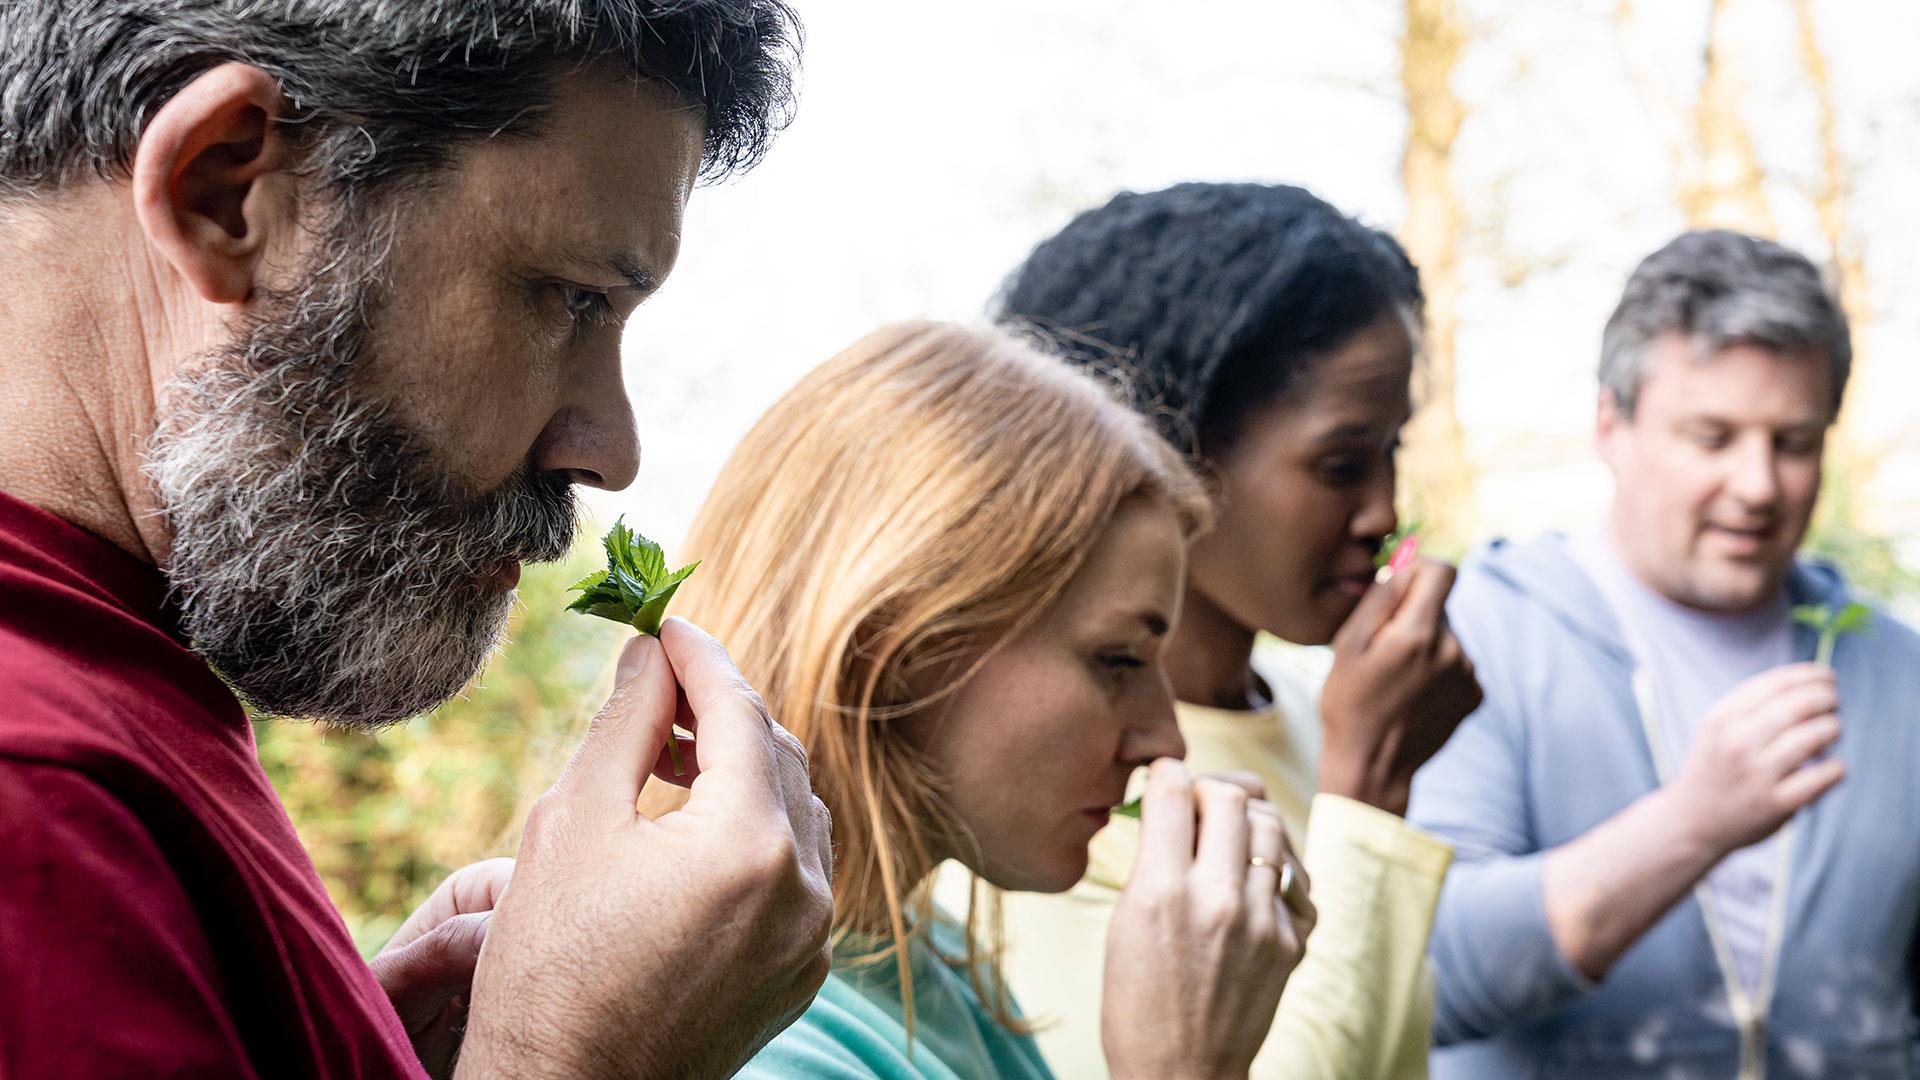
left=594, top=0, right=1920, bottom=564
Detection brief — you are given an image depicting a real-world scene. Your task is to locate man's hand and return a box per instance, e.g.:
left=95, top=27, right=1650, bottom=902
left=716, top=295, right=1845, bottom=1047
left=456, top=618, right=834, bottom=1080
left=1543, top=663, right=1845, bottom=981
left=371, top=858, right=515, bottom=1079
left=1317, top=558, right=1484, bottom=816
left=1667, top=663, right=1845, bottom=857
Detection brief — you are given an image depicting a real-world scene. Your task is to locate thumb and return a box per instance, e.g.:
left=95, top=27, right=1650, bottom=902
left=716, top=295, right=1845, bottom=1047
left=370, top=911, right=491, bottom=1028
left=555, top=634, right=680, bottom=818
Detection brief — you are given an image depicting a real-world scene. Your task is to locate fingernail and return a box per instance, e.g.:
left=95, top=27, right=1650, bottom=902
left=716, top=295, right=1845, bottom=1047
left=1388, top=535, right=1420, bottom=576
left=615, top=636, right=649, bottom=685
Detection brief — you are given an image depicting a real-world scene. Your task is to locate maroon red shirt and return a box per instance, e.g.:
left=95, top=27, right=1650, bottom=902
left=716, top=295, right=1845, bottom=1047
left=0, top=490, right=426, bottom=1079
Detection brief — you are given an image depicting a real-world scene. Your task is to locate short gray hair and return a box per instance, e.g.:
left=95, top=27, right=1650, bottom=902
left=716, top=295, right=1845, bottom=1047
left=1599, top=229, right=1852, bottom=420
left=0, top=0, right=800, bottom=200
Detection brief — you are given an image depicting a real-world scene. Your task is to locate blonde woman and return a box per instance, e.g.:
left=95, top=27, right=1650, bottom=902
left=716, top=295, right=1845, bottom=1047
left=651, top=322, right=1315, bottom=1079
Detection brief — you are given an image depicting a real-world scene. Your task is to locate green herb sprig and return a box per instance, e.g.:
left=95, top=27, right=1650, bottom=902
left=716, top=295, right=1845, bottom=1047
left=567, top=518, right=700, bottom=772
left=1792, top=602, right=1871, bottom=667
left=1112, top=798, right=1142, bottom=820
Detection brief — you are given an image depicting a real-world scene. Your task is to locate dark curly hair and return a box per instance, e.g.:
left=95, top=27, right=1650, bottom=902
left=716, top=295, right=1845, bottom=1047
left=994, top=182, right=1423, bottom=460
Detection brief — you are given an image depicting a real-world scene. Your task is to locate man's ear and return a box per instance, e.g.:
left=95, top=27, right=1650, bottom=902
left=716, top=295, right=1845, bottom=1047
left=131, top=63, right=299, bottom=305
left=1595, top=386, right=1626, bottom=468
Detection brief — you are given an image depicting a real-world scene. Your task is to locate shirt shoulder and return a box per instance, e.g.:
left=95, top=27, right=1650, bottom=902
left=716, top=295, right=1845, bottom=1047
left=0, top=758, right=260, bottom=1077
left=740, top=972, right=918, bottom=1080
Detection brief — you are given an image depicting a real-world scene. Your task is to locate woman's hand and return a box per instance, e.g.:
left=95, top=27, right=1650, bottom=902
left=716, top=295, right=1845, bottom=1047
left=1317, top=557, right=1483, bottom=816
left=1101, top=760, right=1313, bottom=1080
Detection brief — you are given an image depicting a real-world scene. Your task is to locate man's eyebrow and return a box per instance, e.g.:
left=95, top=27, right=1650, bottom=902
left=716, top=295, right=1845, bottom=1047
left=607, top=254, right=660, bottom=293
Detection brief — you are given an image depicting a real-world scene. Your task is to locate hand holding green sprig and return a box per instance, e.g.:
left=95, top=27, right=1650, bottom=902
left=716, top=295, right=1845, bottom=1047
left=1792, top=602, right=1871, bottom=667
left=567, top=518, right=700, bottom=772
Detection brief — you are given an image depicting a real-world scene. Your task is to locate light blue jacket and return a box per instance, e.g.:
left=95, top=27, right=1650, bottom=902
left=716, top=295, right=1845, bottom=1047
left=1411, top=534, right=1920, bottom=1079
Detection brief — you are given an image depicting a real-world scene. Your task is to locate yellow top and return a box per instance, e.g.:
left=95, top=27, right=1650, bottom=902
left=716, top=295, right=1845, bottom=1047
left=979, top=648, right=1454, bottom=1079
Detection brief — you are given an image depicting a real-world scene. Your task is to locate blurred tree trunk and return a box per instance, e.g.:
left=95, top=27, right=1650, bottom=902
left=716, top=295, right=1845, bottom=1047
left=1684, top=0, right=1775, bottom=232
left=1398, top=0, right=1476, bottom=555
left=1615, top=0, right=1774, bottom=234
left=1789, top=0, right=1889, bottom=567
left=1789, top=0, right=1872, bottom=430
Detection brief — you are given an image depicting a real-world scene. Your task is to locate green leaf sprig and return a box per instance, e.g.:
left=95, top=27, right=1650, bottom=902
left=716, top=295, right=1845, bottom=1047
left=1111, top=798, right=1142, bottom=820
left=1792, top=601, right=1871, bottom=667
left=567, top=518, right=700, bottom=773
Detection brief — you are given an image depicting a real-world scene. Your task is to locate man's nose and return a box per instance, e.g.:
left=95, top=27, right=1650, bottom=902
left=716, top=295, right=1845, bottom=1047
left=531, top=347, right=642, bottom=491
left=1725, top=435, right=1782, bottom=510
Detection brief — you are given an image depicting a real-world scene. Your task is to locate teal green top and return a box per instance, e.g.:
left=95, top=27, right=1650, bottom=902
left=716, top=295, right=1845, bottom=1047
left=740, top=918, right=1055, bottom=1080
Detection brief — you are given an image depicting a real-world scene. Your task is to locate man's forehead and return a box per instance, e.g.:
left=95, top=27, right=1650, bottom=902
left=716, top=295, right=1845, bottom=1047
left=1639, top=335, right=1832, bottom=416
left=446, top=68, right=705, bottom=278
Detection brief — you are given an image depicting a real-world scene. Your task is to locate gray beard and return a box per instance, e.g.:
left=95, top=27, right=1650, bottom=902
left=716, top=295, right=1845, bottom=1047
left=145, top=218, right=579, bottom=729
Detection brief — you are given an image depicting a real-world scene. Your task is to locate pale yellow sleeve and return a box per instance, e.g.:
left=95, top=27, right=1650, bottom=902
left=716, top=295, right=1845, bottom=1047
left=1250, top=793, right=1453, bottom=1080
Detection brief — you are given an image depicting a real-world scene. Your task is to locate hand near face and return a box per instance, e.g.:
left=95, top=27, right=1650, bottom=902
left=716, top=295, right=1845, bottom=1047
left=1101, top=761, right=1312, bottom=1080
left=455, top=619, right=834, bottom=1080
left=1316, top=557, right=1484, bottom=816
left=1667, top=662, right=1845, bottom=857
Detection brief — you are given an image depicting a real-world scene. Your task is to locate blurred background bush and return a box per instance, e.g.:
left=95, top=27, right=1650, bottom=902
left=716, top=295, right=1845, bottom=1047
left=256, top=554, right=622, bottom=955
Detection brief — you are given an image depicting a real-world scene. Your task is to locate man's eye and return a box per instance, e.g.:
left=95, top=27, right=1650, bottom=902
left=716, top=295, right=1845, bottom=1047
left=1099, top=653, right=1145, bottom=674
left=555, top=284, right=619, bottom=329
left=1778, top=433, right=1824, bottom=457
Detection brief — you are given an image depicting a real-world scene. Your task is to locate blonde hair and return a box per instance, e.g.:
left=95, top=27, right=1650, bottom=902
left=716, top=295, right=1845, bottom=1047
left=671, top=320, right=1207, bottom=1036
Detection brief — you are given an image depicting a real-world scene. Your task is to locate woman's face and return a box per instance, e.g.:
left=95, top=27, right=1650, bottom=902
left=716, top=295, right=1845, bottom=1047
left=910, top=496, right=1189, bottom=894
left=1188, top=311, right=1415, bottom=646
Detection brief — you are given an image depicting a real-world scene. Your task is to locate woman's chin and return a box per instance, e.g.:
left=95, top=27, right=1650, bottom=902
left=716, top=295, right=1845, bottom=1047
left=983, top=849, right=1090, bottom=895
left=1267, top=605, right=1344, bottom=648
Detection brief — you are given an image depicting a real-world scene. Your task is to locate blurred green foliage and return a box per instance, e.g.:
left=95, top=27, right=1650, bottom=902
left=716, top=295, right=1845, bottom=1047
left=254, top=551, right=623, bottom=957
left=1805, top=454, right=1920, bottom=604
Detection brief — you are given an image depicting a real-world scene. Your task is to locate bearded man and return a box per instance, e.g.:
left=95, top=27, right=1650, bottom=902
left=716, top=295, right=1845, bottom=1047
left=0, top=3, right=833, bottom=1078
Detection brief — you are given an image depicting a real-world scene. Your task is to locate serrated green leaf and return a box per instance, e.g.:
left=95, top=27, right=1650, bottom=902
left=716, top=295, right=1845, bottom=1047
left=1832, top=603, right=1873, bottom=634
left=602, top=519, right=635, bottom=567
left=585, top=600, right=638, bottom=623
left=566, top=569, right=610, bottom=593
left=568, top=520, right=699, bottom=636
left=610, top=565, right=651, bottom=603
left=1792, top=604, right=1831, bottom=630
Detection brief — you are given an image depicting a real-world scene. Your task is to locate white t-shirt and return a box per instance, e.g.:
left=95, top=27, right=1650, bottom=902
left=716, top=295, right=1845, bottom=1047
left=1569, top=532, right=1795, bottom=993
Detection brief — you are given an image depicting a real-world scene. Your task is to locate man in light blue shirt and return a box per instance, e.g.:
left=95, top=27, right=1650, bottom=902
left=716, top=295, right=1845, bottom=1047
left=1412, top=230, right=1920, bottom=1078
